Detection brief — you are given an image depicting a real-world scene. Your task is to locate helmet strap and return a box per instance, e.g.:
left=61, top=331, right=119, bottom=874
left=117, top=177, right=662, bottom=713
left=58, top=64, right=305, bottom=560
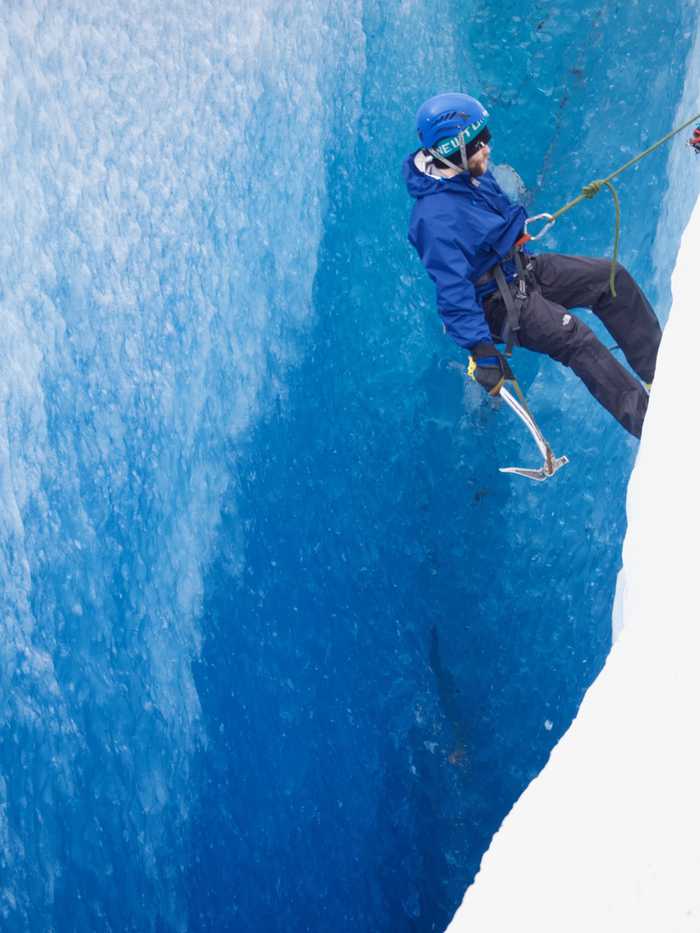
left=428, top=126, right=475, bottom=174
left=427, top=146, right=467, bottom=174
left=458, top=133, right=469, bottom=171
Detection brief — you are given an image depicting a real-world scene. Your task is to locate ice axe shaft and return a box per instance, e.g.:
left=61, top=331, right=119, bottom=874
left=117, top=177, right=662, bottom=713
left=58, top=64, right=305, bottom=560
left=498, top=385, right=568, bottom=481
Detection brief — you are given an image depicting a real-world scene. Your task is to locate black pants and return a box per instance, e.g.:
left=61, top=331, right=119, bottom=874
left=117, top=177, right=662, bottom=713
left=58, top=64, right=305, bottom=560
left=484, top=253, right=662, bottom=438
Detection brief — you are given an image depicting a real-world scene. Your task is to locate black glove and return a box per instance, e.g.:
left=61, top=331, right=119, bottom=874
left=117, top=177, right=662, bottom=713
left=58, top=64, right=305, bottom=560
left=470, top=341, right=514, bottom=396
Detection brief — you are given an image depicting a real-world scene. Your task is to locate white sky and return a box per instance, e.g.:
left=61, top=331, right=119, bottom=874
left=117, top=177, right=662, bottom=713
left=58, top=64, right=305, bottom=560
left=446, top=195, right=700, bottom=933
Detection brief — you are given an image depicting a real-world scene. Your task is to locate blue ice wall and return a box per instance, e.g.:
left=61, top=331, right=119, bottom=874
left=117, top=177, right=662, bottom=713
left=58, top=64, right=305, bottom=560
left=0, top=2, right=695, bottom=931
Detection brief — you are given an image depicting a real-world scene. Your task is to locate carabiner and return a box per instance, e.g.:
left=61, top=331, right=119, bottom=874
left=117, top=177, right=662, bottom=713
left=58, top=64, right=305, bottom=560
left=523, top=212, right=556, bottom=241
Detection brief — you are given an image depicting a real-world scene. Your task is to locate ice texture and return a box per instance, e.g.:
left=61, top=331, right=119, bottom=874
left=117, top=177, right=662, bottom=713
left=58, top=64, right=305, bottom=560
left=446, top=189, right=700, bottom=931
left=191, top=2, right=697, bottom=929
left=0, top=2, right=366, bottom=928
left=0, top=1, right=696, bottom=931
left=652, top=18, right=700, bottom=313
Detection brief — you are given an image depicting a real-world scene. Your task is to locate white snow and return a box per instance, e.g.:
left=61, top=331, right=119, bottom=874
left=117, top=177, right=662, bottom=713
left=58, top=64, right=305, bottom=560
left=446, top=194, right=700, bottom=933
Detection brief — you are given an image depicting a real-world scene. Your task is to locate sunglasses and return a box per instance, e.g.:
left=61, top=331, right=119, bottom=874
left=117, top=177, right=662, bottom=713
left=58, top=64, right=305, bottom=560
left=465, top=126, right=491, bottom=159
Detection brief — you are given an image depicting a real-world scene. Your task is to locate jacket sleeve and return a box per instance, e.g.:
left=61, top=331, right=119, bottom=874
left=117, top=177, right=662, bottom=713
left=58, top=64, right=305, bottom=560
left=411, top=217, right=492, bottom=351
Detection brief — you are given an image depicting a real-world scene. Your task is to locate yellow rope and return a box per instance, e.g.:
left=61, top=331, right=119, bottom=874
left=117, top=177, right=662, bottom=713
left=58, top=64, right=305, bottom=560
left=579, top=179, right=621, bottom=295
left=544, top=111, right=700, bottom=297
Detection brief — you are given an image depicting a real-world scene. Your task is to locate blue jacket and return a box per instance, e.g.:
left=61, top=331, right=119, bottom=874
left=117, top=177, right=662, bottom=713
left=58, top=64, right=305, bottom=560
left=403, top=152, right=528, bottom=350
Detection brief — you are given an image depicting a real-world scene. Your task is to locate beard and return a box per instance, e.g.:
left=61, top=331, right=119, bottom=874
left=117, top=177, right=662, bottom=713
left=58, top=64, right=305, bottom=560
left=468, top=154, right=489, bottom=176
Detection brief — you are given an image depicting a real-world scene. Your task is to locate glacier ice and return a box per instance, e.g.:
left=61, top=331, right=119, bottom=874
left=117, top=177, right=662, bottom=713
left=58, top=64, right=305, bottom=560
left=0, top=1, right=367, bottom=928
left=0, top=1, right=697, bottom=931
left=446, top=181, right=700, bottom=933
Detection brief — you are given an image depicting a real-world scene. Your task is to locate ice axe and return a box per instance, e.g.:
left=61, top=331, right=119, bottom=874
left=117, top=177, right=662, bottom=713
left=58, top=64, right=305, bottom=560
left=497, top=384, right=568, bottom=481
left=467, top=356, right=568, bottom=481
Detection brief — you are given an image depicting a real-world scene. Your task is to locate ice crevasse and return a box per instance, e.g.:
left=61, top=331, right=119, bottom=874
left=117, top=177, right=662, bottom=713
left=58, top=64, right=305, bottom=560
left=447, top=193, right=700, bottom=932
left=0, top=2, right=698, bottom=930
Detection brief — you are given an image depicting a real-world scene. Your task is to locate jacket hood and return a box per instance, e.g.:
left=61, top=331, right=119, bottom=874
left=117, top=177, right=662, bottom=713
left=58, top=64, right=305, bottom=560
left=402, top=150, right=474, bottom=199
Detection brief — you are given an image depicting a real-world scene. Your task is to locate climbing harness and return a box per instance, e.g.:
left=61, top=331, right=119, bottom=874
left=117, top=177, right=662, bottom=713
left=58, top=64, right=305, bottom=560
left=476, top=246, right=539, bottom=357
left=514, top=110, right=700, bottom=296
left=467, top=355, right=568, bottom=482
left=489, top=249, right=531, bottom=356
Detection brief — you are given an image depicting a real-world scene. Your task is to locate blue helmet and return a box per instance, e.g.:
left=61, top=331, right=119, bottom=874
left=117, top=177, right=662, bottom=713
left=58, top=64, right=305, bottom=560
left=415, top=92, right=489, bottom=153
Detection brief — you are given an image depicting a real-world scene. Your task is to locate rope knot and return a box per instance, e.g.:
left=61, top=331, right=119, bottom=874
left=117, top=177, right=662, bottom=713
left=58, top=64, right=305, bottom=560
left=582, top=179, right=605, bottom=199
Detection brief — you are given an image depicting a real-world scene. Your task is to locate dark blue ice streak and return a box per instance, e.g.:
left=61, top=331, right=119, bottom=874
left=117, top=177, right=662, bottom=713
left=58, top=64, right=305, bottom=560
left=189, top=2, right=695, bottom=932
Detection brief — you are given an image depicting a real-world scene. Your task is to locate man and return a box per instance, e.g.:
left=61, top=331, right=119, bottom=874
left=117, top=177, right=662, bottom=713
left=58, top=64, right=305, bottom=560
left=403, top=92, right=662, bottom=438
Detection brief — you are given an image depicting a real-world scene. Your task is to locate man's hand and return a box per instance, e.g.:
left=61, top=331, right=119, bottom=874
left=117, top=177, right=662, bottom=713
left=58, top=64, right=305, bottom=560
left=469, top=341, right=514, bottom=396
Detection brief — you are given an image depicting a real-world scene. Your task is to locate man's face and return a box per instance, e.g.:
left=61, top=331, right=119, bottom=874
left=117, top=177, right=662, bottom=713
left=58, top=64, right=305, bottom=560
left=467, top=142, right=490, bottom=177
